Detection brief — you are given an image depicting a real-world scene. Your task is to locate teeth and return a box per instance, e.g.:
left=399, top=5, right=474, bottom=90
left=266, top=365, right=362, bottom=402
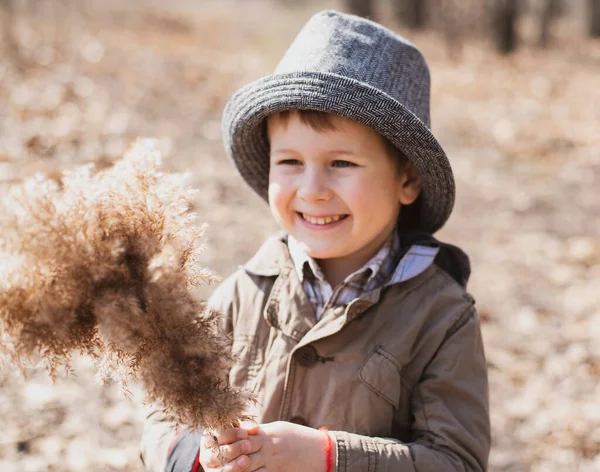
left=302, top=214, right=344, bottom=225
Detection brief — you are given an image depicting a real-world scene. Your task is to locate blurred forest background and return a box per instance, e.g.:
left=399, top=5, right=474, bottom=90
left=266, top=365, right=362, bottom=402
left=0, top=0, right=599, bottom=471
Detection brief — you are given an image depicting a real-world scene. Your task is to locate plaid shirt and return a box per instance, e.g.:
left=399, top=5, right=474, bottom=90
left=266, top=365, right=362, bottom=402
left=288, top=230, right=439, bottom=320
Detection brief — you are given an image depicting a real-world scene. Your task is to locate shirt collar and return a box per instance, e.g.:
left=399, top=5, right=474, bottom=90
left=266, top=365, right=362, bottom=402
left=287, top=236, right=324, bottom=282
left=287, top=229, right=399, bottom=286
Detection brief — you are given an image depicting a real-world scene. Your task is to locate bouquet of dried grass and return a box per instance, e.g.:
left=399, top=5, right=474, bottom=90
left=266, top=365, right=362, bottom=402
left=0, top=139, right=252, bottom=431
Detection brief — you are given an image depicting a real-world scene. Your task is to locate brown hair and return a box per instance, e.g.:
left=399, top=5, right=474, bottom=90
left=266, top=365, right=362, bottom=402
left=270, top=110, right=409, bottom=169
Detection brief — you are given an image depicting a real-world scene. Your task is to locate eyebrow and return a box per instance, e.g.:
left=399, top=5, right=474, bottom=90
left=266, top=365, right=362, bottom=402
left=327, top=150, right=357, bottom=157
left=271, top=148, right=357, bottom=156
left=270, top=148, right=298, bottom=154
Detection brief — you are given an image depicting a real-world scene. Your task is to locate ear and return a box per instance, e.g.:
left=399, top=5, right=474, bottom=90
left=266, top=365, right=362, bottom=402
left=397, top=162, right=421, bottom=206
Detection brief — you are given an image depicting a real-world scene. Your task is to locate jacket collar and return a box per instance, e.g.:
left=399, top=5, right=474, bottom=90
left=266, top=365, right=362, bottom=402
left=243, top=232, right=471, bottom=346
left=243, top=231, right=471, bottom=288
left=242, top=232, right=289, bottom=277
left=400, top=231, right=471, bottom=287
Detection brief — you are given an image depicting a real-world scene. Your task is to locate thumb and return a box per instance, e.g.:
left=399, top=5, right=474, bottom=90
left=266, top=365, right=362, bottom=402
left=239, top=418, right=260, bottom=435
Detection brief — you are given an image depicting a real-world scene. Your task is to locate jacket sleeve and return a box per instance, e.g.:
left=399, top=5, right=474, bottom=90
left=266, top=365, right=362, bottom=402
left=139, top=406, right=203, bottom=472
left=139, top=274, right=238, bottom=471
left=139, top=405, right=179, bottom=472
left=330, top=307, right=491, bottom=472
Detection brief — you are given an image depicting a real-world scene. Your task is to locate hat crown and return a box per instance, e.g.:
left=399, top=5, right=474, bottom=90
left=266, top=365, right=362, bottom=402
left=222, top=10, right=455, bottom=234
left=274, top=11, right=431, bottom=127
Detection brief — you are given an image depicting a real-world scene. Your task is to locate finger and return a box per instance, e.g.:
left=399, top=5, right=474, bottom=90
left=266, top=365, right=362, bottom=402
left=199, top=445, right=223, bottom=470
left=213, top=438, right=254, bottom=464
left=202, top=427, right=248, bottom=448
left=245, top=431, right=264, bottom=453
left=241, top=451, right=267, bottom=472
left=219, top=454, right=252, bottom=472
left=203, top=432, right=266, bottom=469
left=239, top=419, right=260, bottom=435
left=200, top=437, right=246, bottom=468
left=220, top=451, right=265, bottom=472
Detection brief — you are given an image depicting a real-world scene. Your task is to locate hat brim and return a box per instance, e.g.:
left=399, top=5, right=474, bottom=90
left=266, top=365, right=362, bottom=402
left=222, top=71, right=455, bottom=234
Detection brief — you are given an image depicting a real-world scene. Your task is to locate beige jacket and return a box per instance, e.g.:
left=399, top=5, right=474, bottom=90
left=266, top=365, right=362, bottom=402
left=141, top=236, right=490, bottom=472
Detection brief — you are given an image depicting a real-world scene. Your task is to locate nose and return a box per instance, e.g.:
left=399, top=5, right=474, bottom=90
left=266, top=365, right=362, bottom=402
left=296, top=166, right=333, bottom=203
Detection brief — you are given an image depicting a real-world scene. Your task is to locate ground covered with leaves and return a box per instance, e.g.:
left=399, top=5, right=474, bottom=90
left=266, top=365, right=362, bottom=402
left=0, top=0, right=598, bottom=470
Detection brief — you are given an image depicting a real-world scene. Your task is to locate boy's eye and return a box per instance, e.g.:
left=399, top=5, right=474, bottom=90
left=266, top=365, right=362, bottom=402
left=332, top=160, right=357, bottom=168
left=277, top=158, right=302, bottom=165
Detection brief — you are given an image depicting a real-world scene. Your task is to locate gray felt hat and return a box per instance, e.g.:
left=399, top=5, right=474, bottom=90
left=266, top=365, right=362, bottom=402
left=222, top=10, right=455, bottom=234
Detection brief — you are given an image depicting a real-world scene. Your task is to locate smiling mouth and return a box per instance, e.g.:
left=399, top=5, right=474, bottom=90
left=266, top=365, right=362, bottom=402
left=299, top=213, right=349, bottom=225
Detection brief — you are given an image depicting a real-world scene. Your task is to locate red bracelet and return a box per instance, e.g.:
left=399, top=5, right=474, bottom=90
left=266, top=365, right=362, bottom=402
left=318, top=427, right=333, bottom=472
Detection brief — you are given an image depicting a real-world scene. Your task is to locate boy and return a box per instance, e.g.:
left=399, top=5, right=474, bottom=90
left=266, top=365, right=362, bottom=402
left=141, top=10, right=490, bottom=472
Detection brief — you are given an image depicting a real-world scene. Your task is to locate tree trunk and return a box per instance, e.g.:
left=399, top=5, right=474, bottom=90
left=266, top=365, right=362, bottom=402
left=491, top=0, right=519, bottom=54
left=539, top=0, right=562, bottom=47
left=0, top=0, right=13, bottom=38
left=441, top=0, right=463, bottom=61
left=0, top=0, right=20, bottom=66
left=346, top=0, right=374, bottom=19
left=394, top=0, right=428, bottom=30
left=590, top=0, right=600, bottom=37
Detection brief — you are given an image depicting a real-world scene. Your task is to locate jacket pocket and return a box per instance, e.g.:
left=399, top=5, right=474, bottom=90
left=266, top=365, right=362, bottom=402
left=358, top=346, right=402, bottom=410
left=229, top=335, right=263, bottom=390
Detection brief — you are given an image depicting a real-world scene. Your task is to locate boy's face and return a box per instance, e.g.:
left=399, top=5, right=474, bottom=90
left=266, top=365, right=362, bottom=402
left=267, top=112, right=420, bottom=270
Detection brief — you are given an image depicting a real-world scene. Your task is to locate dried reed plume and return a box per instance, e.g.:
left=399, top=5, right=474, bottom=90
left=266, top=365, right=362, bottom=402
left=0, top=139, right=252, bottom=430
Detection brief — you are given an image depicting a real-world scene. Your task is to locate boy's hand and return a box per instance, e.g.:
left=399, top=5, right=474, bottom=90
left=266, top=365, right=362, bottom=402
left=199, top=422, right=265, bottom=472
left=245, top=421, right=335, bottom=472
